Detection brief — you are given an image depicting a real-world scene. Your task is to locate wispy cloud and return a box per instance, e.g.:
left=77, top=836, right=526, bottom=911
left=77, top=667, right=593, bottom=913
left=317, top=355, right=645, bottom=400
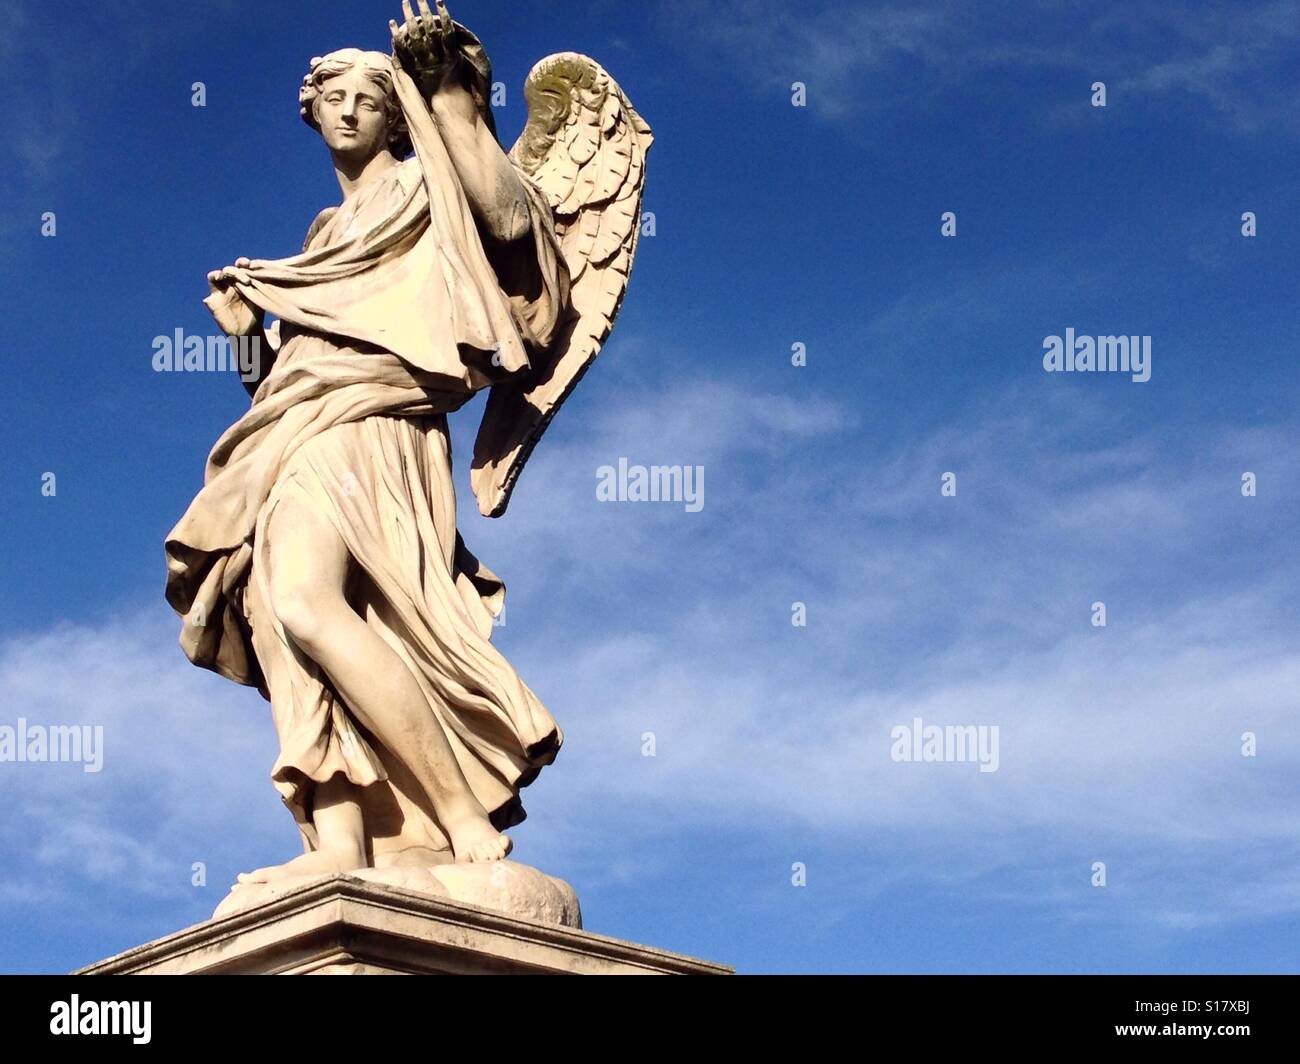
left=468, top=375, right=1298, bottom=927
left=0, top=607, right=290, bottom=953
left=661, top=0, right=1300, bottom=133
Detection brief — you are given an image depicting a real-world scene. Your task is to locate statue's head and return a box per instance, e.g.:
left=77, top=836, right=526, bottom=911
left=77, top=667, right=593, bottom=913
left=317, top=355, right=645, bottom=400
left=299, top=49, right=412, bottom=161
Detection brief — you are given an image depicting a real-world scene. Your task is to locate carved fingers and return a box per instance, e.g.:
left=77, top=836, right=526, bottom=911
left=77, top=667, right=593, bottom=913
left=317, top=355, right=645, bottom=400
left=391, top=0, right=458, bottom=91
left=208, top=261, right=253, bottom=288
left=435, top=1, right=454, bottom=41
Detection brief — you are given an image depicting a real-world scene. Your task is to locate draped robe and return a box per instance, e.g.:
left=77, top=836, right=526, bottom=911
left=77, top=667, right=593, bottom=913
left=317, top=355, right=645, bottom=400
left=164, top=64, right=569, bottom=858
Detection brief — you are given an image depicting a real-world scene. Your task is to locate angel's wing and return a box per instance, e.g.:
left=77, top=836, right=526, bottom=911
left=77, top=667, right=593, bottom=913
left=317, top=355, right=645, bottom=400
left=471, top=52, right=653, bottom=518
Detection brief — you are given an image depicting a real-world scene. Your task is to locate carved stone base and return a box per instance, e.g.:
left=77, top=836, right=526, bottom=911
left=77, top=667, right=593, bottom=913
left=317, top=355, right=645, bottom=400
left=77, top=875, right=732, bottom=975
left=211, top=859, right=582, bottom=927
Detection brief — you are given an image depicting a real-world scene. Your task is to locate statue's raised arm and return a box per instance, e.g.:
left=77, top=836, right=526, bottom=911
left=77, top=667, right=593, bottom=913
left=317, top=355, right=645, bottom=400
left=390, top=0, right=533, bottom=245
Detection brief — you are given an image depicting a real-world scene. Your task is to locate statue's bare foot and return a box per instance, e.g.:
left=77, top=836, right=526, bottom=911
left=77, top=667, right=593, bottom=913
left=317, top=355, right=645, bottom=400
left=446, top=815, right=512, bottom=863
left=232, top=848, right=366, bottom=890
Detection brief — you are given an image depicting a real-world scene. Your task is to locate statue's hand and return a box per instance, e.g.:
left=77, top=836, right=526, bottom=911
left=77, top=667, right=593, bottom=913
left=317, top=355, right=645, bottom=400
left=207, top=258, right=254, bottom=288
left=205, top=259, right=262, bottom=336
left=390, top=0, right=459, bottom=96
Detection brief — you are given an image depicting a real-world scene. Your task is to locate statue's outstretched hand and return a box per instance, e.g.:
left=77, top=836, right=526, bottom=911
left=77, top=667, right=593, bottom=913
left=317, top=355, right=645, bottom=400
left=205, top=259, right=262, bottom=336
left=207, top=258, right=253, bottom=288
left=390, top=0, right=459, bottom=96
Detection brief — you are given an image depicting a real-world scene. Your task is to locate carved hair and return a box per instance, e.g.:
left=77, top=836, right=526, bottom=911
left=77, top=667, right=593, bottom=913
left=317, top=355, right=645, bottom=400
left=299, top=49, right=412, bottom=157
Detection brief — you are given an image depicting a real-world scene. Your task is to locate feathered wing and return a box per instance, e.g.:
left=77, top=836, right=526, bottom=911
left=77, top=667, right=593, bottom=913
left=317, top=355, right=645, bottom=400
left=471, top=52, right=653, bottom=517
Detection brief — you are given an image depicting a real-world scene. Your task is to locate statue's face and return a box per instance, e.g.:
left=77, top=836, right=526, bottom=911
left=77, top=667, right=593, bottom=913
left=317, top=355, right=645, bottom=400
left=314, top=67, right=391, bottom=160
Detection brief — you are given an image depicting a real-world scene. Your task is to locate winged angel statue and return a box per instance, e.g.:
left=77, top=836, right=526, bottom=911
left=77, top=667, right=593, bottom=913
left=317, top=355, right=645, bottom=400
left=164, top=1, right=651, bottom=894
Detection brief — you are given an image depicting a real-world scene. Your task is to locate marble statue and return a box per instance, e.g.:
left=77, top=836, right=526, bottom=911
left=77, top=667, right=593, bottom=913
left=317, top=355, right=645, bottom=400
left=163, top=0, right=651, bottom=912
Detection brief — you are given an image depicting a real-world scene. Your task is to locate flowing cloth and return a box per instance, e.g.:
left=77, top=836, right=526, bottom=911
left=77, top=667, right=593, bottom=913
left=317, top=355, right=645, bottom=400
left=165, top=62, right=568, bottom=856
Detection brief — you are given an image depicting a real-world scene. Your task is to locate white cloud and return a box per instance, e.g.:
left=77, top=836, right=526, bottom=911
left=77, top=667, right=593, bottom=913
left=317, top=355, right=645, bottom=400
left=458, top=375, right=1300, bottom=924
left=0, top=607, right=290, bottom=921
left=660, top=0, right=1300, bottom=133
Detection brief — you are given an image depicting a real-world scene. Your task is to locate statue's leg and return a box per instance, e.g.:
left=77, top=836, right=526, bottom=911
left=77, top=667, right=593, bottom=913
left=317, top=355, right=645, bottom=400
left=311, top=771, right=366, bottom=861
left=234, top=770, right=368, bottom=887
left=266, top=493, right=512, bottom=864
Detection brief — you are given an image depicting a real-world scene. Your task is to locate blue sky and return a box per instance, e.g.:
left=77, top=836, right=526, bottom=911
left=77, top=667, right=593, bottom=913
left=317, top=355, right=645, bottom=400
left=1, top=0, right=1297, bottom=974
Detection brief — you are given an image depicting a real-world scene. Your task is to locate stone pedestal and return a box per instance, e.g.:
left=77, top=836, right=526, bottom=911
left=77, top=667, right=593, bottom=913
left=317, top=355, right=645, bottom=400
left=76, top=874, right=731, bottom=975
